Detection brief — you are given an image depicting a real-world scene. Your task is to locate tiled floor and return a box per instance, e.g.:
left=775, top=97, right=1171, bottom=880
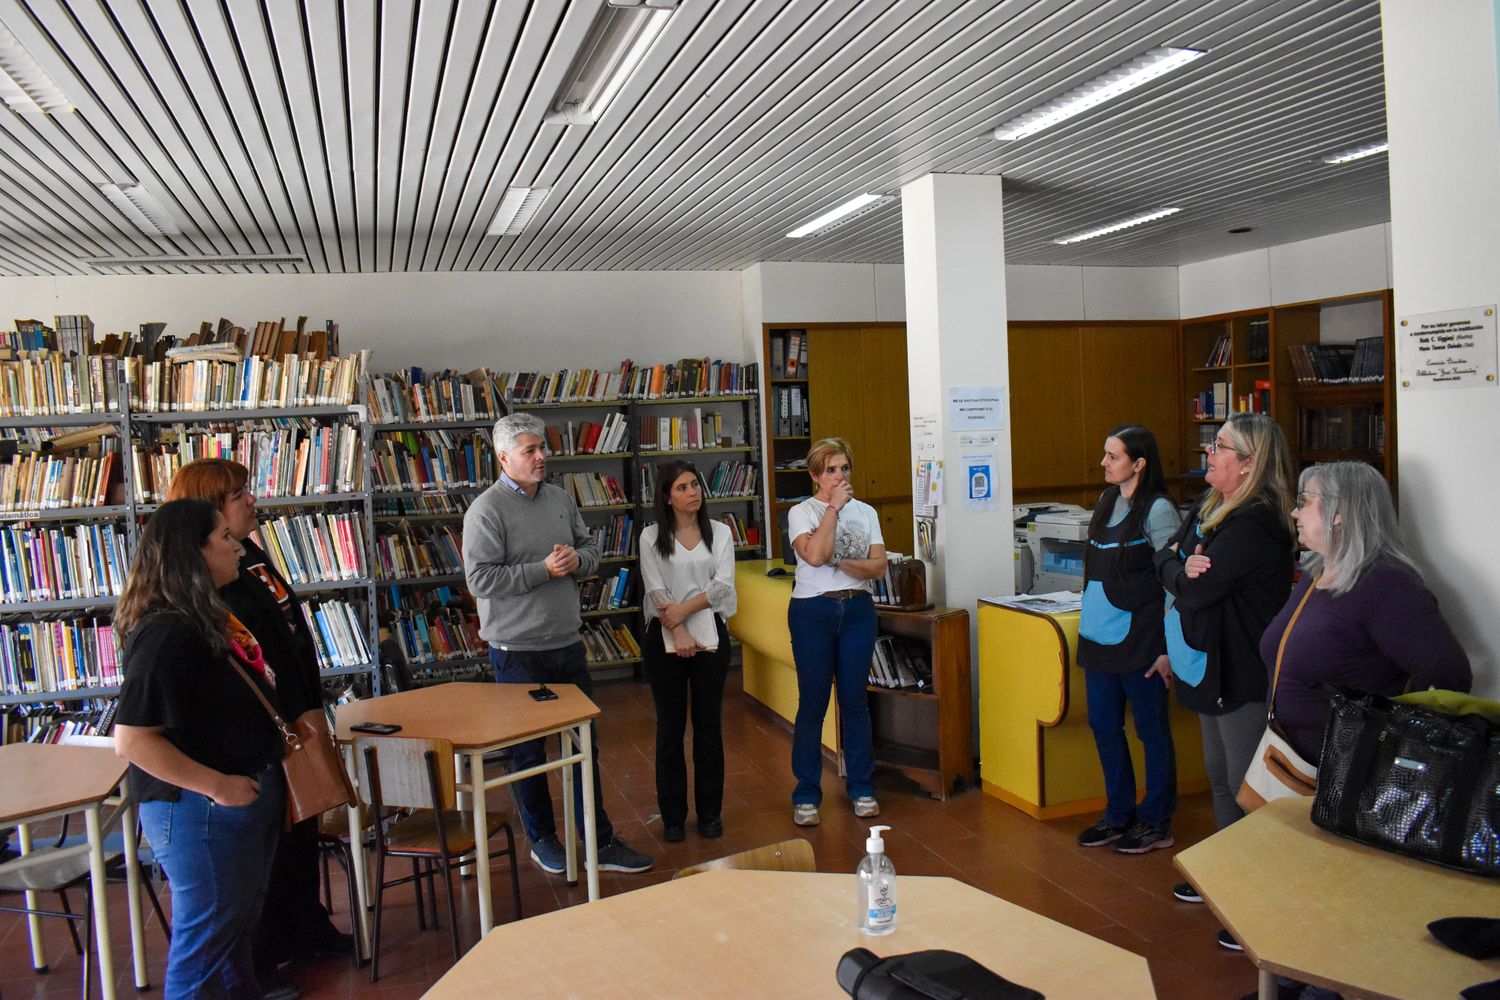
left=0, top=669, right=1258, bottom=999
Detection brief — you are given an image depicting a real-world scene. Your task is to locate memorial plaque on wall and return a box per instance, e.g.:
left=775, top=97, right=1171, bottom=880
left=1396, top=306, right=1499, bottom=390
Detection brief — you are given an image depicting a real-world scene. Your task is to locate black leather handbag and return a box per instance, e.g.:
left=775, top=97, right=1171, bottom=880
left=1311, top=687, right=1500, bottom=877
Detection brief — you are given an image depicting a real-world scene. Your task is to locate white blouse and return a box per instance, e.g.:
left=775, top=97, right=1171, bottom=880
left=639, top=521, right=738, bottom=650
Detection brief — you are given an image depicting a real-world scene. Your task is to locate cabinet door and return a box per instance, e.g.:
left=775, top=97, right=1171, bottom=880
left=1008, top=325, right=1086, bottom=491
left=806, top=328, right=866, bottom=452
left=875, top=499, right=914, bottom=555
left=857, top=325, right=911, bottom=500
left=1079, top=323, right=1182, bottom=480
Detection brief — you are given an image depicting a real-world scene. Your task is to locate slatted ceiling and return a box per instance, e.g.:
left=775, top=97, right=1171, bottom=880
left=0, top=0, right=1390, bottom=276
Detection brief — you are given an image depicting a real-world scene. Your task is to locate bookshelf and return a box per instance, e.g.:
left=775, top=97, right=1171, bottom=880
left=867, top=606, right=973, bottom=800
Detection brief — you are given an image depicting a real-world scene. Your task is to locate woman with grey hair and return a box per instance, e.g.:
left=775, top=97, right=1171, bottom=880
left=1257, top=461, right=1471, bottom=762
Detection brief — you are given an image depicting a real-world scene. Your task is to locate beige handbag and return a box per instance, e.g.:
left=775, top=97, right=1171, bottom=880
left=1236, top=578, right=1320, bottom=813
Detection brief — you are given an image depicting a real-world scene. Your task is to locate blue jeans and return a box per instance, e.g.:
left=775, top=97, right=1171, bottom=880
left=1084, top=668, right=1177, bottom=828
left=489, top=642, right=614, bottom=847
left=139, top=764, right=283, bottom=1000
left=788, top=593, right=877, bottom=805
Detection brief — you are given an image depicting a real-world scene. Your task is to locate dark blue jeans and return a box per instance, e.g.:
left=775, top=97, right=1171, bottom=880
left=788, top=593, right=877, bottom=805
left=1084, top=668, right=1177, bottom=828
left=139, top=764, right=283, bottom=1000
left=489, top=642, right=614, bottom=847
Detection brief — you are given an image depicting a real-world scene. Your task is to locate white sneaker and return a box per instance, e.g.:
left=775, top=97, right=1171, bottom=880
left=793, top=803, right=821, bottom=826
left=853, top=796, right=880, bottom=818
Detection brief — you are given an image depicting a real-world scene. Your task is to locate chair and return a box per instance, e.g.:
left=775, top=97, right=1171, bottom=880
left=672, top=838, right=816, bottom=880
left=356, top=735, right=521, bottom=982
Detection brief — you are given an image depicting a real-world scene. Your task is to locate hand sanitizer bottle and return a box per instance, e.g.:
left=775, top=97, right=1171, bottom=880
left=856, top=824, right=897, bottom=935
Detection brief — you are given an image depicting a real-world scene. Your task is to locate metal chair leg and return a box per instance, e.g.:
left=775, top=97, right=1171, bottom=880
left=411, top=858, right=426, bottom=931
left=370, top=850, right=387, bottom=983
left=440, top=853, right=461, bottom=962
left=57, top=888, right=84, bottom=956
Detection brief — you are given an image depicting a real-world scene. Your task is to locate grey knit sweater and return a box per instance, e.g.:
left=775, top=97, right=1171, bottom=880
left=461, top=480, right=600, bottom=650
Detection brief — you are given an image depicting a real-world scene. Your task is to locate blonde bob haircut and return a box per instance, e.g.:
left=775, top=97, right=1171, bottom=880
left=806, top=437, right=855, bottom=478
left=166, top=457, right=251, bottom=510
left=1199, top=412, right=1295, bottom=542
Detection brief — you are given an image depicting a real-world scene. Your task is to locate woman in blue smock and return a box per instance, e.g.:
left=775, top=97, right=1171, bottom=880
left=1075, top=425, right=1181, bottom=854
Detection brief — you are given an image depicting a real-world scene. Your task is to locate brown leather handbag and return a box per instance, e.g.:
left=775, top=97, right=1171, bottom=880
left=229, top=658, right=356, bottom=825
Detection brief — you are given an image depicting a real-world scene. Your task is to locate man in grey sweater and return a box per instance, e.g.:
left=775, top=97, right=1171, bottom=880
left=462, top=412, right=652, bottom=876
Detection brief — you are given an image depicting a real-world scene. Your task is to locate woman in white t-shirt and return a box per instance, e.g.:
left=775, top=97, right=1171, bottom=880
left=640, top=460, right=737, bottom=844
left=786, top=437, right=888, bottom=827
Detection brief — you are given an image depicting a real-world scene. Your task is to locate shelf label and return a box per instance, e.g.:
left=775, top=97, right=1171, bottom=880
left=1396, top=306, right=1498, bottom=390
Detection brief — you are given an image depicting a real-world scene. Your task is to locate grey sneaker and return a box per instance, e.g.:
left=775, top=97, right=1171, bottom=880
left=596, top=836, right=653, bottom=873
left=1077, top=818, right=1128, bottom=848
left=529, top=836, right=566, bottom=875
left=793, top=803, right=821, bottom=826
left=1113, top=822, right=1174, bottom=854
left=852, top=796, right=880, bottom=818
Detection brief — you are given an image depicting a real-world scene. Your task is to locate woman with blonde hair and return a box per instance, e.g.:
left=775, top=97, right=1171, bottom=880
left=786, top=437, right=888, bottom=826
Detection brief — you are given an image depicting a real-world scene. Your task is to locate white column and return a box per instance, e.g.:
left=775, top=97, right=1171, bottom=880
left=1383, top=0, right=1500, bottom=698
left=901, top=173, right=1013, bottom=617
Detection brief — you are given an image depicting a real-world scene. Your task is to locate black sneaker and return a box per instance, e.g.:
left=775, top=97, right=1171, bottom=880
left=1076, top=818, right=1128, bottom=848
left=697, top=816, right=723, bottom=838
left=662, top=823, right=685, bottom=843
left=1172, top=881, right=1204, bottom=903
left=1217, top=929, right=1243, bottom=952
left=258, top=970, right=301, bottom=1000
left=1113, top=822, right=1174, bottom=854
left=596, top=836, right=653, bottom=873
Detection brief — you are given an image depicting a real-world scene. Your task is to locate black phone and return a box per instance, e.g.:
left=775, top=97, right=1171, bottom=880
left=529, top=685, right=559, bottom=702
left=349, top=722, right=402, bottom=735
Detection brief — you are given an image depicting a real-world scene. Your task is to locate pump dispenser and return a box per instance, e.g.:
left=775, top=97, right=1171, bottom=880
left=856, top=824, right=897, bottom=935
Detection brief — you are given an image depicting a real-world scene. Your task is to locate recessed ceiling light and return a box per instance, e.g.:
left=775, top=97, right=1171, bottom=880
left=487, top=187, right=553, bottom=237
left=993, top=47, right=1205, bottom=141
left=546, top=1, right=678, bottom=126
left=1228, top=226, right=1253, bottom=234
left=0, top=19, right=75, bottom=114
left=1054, top=207, right=1181, bottom=245
left=786, top=193, right=895, bottom=239
left=98, top=183, right=181, bottom=236
left=1321, top=141, right=1388, bottom=165
left=83, top=254, right=307, bottom=270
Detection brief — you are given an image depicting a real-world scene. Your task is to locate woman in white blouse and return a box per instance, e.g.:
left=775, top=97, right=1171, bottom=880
left=787, top=437, right=888, bottom=827
left=640, top=460, right=738, bottom=843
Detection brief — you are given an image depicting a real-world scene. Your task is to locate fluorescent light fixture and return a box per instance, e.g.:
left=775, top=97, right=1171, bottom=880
left=786, top=193, right=895, bottom=239
left=84, top=254, right=308, bottom=270
left=1321, top=141, right=1388, bottom=165
left=1054, top=207, right=1181, bottom=245
left=994, top=46, right=1205, bottom=141
left=546, top=1, right=678, bottom=125
left=98, top=183, right=181, bottom=237
left=0, top=19, right=75, bottom=114
left=487, top=186, right=553, bottom=237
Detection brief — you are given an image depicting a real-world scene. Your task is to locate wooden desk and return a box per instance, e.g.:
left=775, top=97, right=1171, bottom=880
left=0, top=743, right=150, bottom=998
left=336, top=682, right=602, bottom=941
left=1176, top=797, right=1500, bottom=999
left=425, top=869, right=1156, bottom=998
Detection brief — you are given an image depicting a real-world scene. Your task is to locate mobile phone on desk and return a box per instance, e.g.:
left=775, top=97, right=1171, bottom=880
left=349, top=722, right=402, bottom=735
left=529, top=685, right=559, bottom=702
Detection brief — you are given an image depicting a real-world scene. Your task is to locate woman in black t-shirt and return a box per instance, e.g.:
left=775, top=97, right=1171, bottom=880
left=115, top=500, right=286, bottom=1000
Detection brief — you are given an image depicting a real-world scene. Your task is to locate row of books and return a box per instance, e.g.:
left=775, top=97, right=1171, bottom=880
left=299, top=598, right=373, bottom=671
left=371, top=429, right=496, bottom=492
left=167, top=316, right=342, bottom=362
left=869, top=634, right=933, bottom=691
left=0, top=617, right=119, bottom=695
left=125, top=350, right=369, bottom=412
left=1192, top=382, right=1232, bottom=420
left=1287, top=337, right=1384, bottom=385
left=1246, top=319, right=1271, bottom=363
left=3, top=700, right=117, bottom=746
left=374, top=494, right=471, bottom=520
left=3, top=317, right=93, bottom=356
left=635, top=410, right=730, bottom=452
left=0, top=523, right=128, bottom=603
left=1, top=451, right=117, bottom=512
left=508, top=358, right=759, bottom=404
left=769, top=330, right=808, bottom=378
left=131, top=421, right=365, bottom=502
left=1201, top=334, right=1232, bottom=367
left=772, top=385, right=808, bottom=437
left=366, top=368, right=510, bottom=424
left=555, top=471, right=628, bottom=508
left=703, top=459, right=759, bottom=498
left=1299, top=406, right=1386, bottom=454
left=581, top=567, right=635, bottom=613
left=252, top=511, right=367, bottom=585
left=581, top=620, right=642, bottom=665
left=544, top=413, right=629, bottom=456
left=0, top=352, right=126, bottom=417
left=374, top=523, right=464, bottom=580
left=714, top=512, right=759, bottom=547
left=385, top=606, right=485, bottom=666
left=587, top=513, right=635, bottom=558
left=1193, top=378, right=1271, bottom=422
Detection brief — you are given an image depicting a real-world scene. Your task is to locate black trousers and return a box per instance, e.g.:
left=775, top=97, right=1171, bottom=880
left=252, top=814, right=337, bottom=971
left=643, top=617, right=730, bottom=827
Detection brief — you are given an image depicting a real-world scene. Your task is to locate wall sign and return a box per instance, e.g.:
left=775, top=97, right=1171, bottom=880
left=947, top=386, right=1006, bottom=430
left=1396, top=306, right=1499, bottom=390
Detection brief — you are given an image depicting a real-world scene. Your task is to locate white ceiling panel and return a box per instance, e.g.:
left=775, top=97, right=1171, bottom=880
left=0, top=0, right=1390, bottom=275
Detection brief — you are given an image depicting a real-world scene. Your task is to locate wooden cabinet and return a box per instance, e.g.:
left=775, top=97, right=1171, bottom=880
left=867, top=606, right=973, bottom=800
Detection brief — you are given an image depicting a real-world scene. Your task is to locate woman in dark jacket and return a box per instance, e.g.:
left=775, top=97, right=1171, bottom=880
left=1154, top=412, right=1296, bottom=833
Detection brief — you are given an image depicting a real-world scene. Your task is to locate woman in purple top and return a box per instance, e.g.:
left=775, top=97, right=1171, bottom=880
left=1260, top=461, right=1471, bottom=762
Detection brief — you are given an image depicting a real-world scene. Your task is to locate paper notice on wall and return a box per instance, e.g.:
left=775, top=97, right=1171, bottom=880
left=948, top=387, right=1005, bottom=430
left=1396, top=306, right=1499, bottom=390
left=961, top=452, right=997, bottom=512
left=914, top=458, right=942, bottom=517
left=911, top=412, right=941, bottom=457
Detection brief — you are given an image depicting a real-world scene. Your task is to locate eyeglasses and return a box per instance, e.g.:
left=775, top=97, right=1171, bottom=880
left=1206, top=439, right=1243, bottom=456
left=1295, top=491, right=1320, bottom=508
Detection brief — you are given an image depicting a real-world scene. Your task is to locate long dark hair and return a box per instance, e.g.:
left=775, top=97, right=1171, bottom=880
left=1087, top=424, right=1172, bottom=543
left=653, top=460, right=714, bottom=559
left=116, top=499, right=233, bottom=657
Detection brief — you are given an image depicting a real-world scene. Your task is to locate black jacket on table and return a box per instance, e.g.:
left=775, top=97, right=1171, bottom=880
left=1153, top=492, right=1294, bottom=715
left=219, top=537, right=323, bottom=720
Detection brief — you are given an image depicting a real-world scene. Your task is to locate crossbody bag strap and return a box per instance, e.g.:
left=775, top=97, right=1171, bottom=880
left=1269, top=574, right=1320, bottom=721
left=225, top=653, right=299, bottom=749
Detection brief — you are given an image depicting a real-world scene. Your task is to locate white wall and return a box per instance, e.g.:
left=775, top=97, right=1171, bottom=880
left=1383, top=0, right=1500, bottom=698
left=1179, top=224, right=1393, bottom=318
left=0, top=271, right=747, bottom=371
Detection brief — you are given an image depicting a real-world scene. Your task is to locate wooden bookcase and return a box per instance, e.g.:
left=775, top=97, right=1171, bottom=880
left=866, top=606, right=973, bottom=800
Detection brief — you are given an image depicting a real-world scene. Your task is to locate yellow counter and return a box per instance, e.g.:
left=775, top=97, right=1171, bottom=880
left=978, top=599, right=1207, bottom=820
